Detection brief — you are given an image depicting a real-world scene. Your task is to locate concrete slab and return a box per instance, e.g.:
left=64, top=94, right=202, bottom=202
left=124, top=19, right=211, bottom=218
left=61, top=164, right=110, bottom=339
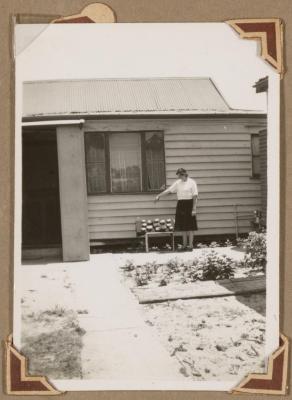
left=134, top=276, right=266, bottom=304
left=81, top=327, right=183, bottom=380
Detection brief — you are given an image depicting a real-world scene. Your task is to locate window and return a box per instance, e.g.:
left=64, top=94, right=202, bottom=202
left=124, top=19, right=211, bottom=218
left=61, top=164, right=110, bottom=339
left=85, top=131, right=166, bottom=194
left=251, top=134, right=260, bottom=178
left=84, top=133, right=107, bottom=193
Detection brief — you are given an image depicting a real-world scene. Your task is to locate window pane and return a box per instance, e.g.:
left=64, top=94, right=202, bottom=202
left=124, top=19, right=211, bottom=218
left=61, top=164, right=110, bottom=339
left=85, top=133, right=106, bottom=193
left=251, top=135, right=260, bottom=155
left=86, top=163, right=106, bottom=193
left=145, top=132, right=165, bottom=191
left=251, top=135, right=260, bottom=177
left=110, top=133, right=142, bottom=193
left=252, top=156, right=260, bottom=176
left=85, top=133, right=105, bottom=163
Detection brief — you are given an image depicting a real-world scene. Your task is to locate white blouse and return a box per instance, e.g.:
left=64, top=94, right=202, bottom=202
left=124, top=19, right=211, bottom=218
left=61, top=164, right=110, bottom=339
left=167, top=178, right=198, bottom=200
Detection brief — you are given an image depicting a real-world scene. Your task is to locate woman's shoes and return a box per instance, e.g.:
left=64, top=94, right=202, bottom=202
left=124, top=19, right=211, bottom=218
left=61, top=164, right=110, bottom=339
left=176, top=245, right=193, bottom=252
left=183, top=246, right=193, bottom=252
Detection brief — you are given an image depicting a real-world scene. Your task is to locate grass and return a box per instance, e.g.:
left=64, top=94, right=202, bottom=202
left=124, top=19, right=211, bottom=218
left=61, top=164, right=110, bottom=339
left=21, top=307, right=85, bottom=379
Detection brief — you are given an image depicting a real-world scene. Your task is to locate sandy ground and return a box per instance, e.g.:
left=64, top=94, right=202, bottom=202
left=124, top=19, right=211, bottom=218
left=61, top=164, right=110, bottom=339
left=142, top=294, right=265, bottom=381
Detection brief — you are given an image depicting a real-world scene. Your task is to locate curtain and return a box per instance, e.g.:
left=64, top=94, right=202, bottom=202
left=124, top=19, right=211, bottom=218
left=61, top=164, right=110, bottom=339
left=109, top=133, right=142, bottom=193
left=145, top=132, right=165, bottom=191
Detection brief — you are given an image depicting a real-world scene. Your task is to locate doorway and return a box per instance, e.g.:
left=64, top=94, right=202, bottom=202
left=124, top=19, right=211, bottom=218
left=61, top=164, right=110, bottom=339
left=22, top=129, right=62, bottom=252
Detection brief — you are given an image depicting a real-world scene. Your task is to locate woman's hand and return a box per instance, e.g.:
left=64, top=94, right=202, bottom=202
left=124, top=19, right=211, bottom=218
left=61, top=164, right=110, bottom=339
left=192, top=197, right=198, bottom=215
left=154, top=195, right=160, bottom=202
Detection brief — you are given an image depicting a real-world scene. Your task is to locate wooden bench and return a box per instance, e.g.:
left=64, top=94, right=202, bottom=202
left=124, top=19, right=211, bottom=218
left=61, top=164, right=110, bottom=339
left=144, top=231, right=175, bottom=252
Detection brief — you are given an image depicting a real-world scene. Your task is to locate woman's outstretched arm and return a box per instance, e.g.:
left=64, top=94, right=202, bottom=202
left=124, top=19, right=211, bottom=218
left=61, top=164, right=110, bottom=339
left=155, top=188, right=171, bottom=202
left=154, top=181, right=177, bottom=202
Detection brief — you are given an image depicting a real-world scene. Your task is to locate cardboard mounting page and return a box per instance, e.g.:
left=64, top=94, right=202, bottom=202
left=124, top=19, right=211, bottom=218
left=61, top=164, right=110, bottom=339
left=0, top=1, right=291, bottom=398
left=13, top=21, right=279, bottom=391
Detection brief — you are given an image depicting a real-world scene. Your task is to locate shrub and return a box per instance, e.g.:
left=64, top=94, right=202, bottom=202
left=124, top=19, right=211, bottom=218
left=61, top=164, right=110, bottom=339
left=240, top=231, right=267, bottom=272
left=165, top=257, right=184, bottom=273
left=194, top=251, right=235, bottom=281
left=181, top=253, right=235, bottom=282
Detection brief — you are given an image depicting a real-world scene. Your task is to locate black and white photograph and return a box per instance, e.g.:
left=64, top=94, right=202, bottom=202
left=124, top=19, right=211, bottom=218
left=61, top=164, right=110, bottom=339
left=13, top=22, right=279, bottom=391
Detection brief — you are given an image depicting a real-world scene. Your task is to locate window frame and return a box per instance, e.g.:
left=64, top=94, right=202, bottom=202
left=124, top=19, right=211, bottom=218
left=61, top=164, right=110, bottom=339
left=84, top=130, right=166, bottom=195
left=250, top=133, right=260, bottom=179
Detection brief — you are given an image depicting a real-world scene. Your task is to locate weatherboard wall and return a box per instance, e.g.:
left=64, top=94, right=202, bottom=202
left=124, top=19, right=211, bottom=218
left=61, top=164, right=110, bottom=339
left=85, top=117, right=266, bottom=241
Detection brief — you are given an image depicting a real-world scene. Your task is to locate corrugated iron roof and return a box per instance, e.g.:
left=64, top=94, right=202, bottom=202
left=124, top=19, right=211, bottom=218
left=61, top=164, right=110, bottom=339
left=22, top=78, right=260, bottom=118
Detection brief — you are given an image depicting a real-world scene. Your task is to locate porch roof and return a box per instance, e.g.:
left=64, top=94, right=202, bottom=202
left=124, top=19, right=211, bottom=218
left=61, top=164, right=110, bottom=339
left=22, top=77, right=263, bottom=118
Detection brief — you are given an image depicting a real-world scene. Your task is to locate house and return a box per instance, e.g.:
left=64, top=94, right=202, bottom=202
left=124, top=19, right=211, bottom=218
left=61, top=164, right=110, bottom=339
left=22, top=78, right=267, bottom=262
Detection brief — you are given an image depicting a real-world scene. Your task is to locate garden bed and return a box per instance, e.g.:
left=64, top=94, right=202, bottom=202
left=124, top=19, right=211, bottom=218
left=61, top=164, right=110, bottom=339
left=142, top=293, right=266, bottom=380
left=119, top=232, right=267, bottom=380
left=121, top=249, right=264, bottom=292
left=121, top=232, right=266, bottom=291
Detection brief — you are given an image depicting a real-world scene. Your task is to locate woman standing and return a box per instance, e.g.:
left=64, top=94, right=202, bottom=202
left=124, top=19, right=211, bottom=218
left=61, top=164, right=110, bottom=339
left=155, top=168, right=198, bottom=251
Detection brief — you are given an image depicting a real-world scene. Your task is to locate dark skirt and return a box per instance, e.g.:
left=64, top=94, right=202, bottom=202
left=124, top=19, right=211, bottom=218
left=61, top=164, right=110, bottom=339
left=174, top=199, right=198, bottom=232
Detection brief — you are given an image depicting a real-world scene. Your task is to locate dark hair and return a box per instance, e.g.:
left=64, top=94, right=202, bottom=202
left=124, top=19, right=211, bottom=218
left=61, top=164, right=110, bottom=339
left=176, top=168, right=188, bottom=177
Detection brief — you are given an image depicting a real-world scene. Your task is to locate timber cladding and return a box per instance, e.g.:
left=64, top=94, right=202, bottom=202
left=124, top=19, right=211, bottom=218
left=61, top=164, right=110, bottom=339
left=85, top=116, right=266, bottom=240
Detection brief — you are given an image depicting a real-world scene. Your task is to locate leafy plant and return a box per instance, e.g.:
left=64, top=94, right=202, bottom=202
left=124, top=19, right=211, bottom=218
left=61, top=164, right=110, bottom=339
left=134, top=265, right=149, bottom=286
left=134, top=269, right=150, bottom=286
left=159, top=276, right=169, bottom=286
left=194, top=251, right=235, bottom=281
left=158, top=264, right=173, bottom=286
left=239, top=231, right=267, bottom=272
left=166, top=257, right=184, bottom=273
left=180, top=259, right=200, bottom=283
left=144, top=260, right=161, bottom=274
left=236, top=236, right=246, bottom=248
left=122, top=259, right=135, bottom=271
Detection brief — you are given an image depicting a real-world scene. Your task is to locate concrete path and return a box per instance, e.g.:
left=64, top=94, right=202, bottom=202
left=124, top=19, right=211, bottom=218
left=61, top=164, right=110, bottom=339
left=67, top=254, right=185, bottom=381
